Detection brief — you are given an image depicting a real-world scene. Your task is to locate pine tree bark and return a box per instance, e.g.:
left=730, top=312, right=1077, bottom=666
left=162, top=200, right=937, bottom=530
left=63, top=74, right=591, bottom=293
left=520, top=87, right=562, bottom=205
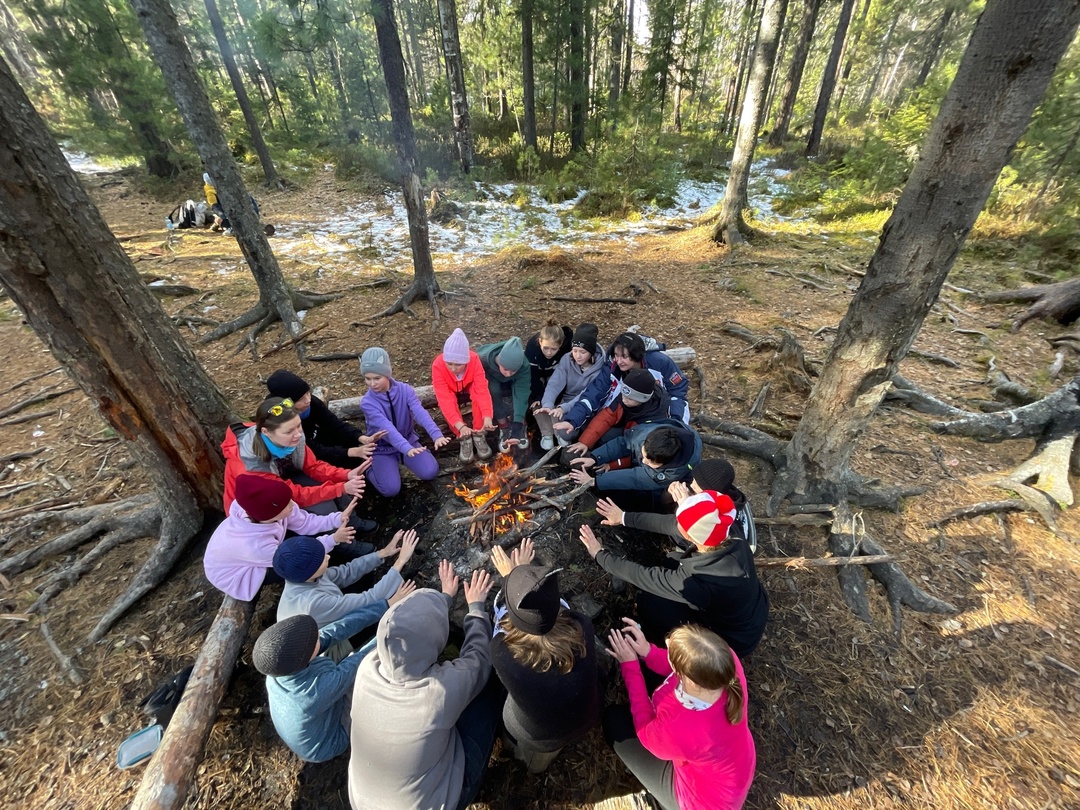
left=203, top=0, right=282, bottom=188
left=0, top=58, right=233, bottom=637
left=568, top=0, right=587, bottom=150
left=773, top=0, right=1080, bottom=511
left=371, top=0, right=440, bottom=316
left=805, top=0, right=854, bottom=156
left=913, top=5, right=956, bottom=88
left=711, top=0, right=787, bottom=245
left=129, top=0, right=304, bottom=342
left=436, top=0, right=474, bottom=172
left=608, top=0, right=624, bottom=110
left=521, top=0, right=538, bottom=148
left=768, top=0, right=822, bottom=146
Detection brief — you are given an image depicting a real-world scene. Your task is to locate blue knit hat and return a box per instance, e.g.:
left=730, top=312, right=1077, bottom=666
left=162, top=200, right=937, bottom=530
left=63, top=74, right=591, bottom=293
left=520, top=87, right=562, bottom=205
left=360, top=347, right=392, bottom=378
left=272, top=536, right=326, bottom=583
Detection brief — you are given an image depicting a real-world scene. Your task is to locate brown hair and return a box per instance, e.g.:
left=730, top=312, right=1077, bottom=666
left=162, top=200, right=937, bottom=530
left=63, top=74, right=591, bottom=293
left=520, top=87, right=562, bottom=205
left=498, top=611, right=586, bottom=674
left=252, top=397, right=300, bottom=462
left=539, top=319, right=564, bottom=345
left=666, top=624, right=744, bottom=725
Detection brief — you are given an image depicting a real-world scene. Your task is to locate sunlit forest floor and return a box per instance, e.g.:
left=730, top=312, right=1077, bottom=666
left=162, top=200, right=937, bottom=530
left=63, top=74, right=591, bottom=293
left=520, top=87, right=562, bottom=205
left=1, top=168, right=1078, bottom=809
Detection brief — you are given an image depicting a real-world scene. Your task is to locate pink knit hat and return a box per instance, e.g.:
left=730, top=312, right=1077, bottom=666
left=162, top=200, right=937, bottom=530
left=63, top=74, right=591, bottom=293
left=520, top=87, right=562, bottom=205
left=443, top=328, right=470, bottom=364
left=676, top=491, right=736, bottom=547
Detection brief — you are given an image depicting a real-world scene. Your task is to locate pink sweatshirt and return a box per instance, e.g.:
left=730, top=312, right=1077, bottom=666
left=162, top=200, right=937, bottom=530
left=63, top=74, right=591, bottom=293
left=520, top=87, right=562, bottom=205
left=621, top=646, right=756, bottom=809
left=203, top=501, right=340, bottom=601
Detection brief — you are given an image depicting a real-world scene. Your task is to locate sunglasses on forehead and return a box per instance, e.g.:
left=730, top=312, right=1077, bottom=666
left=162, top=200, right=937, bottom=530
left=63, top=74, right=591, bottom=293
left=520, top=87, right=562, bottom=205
left=268, top=398, right=294, bottom=417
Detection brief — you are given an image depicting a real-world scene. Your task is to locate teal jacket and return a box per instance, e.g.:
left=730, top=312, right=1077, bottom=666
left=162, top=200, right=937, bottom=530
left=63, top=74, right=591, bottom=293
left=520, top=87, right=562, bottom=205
left=477, top=340, right=531, bottom=423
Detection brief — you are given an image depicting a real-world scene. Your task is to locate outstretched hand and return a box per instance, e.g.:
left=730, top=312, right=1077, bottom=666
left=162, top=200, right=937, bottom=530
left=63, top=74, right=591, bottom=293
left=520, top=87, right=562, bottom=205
left=617, top=617, right=651, bottom=658
left=491, top=537, right=535, bottom=577
left=462, top=569, right=494, bottom=605
left=667, top=480, right=693, bottom=505
left=388, top=580, right=416, bottom=606
left=439, top=559, right=460, bottom=597
left=596, top=498, right=624, bottom=526
left=579, top=525, right=603, bottom=558
left=433, top=436, right=451, bottom=450
left=606, top=627, right=640, bottom=663
left=394, top=529, right=420, bottom=569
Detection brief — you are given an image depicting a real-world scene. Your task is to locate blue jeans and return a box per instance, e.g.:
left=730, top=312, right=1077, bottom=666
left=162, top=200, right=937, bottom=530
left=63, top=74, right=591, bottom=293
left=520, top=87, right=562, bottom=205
left=454, top=673, right=502, bottom=810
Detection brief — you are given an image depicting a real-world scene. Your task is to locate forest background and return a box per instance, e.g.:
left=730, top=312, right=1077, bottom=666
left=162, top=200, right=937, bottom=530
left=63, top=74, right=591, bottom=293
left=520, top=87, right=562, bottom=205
left=2, top=0, right=1080, bottom=808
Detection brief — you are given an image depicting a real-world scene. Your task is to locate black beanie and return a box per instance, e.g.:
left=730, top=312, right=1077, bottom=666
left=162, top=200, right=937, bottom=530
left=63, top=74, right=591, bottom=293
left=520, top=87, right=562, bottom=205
left=253, top=615, right=319, bottom=677
left=267, top=369, right=310, bottom=401
left=621, top=368, right=656, bottom=404
left=693, top=459, right=736, bottom=494
left=571, top=323, right=599, bottom=354
left=505, top=564, right=561, bottom=635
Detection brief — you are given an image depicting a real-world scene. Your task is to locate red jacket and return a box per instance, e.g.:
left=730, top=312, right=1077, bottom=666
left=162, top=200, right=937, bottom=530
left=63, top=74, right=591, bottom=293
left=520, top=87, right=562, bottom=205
left=221, top=424, right=348, bottom=511
left=430, top=351, right=494, bottom=436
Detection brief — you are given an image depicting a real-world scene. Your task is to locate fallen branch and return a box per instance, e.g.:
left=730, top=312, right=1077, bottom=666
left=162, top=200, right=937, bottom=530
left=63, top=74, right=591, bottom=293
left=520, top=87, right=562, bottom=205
left=0, top=447, right=46, bottom=466
left=39, top=621, right=83, bottom=685
left=130, top=595, right=255, bottom=810
left=928, top=500, right=1029, bottom=528
left=0, top=386, right=78, bottom=419
left=755, top=554, right=895, bottom=568
left=0, top=408, right=59, bottom=427
left=550, top=296, right=637, bottom=304
left=261, top=322, right=329, bottom=359
left=10, top=367, right=63, bottom=393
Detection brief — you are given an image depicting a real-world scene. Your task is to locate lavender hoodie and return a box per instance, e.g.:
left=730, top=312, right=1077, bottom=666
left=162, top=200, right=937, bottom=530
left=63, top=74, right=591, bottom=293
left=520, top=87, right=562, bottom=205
left=360, top=379, right=444, bottom=457
left=203, top=501, right=340, bottom=601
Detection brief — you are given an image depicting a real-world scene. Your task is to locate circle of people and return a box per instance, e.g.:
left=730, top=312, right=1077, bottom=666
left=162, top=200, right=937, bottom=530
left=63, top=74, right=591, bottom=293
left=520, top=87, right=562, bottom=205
left=202, top=321, right=770, bottom=810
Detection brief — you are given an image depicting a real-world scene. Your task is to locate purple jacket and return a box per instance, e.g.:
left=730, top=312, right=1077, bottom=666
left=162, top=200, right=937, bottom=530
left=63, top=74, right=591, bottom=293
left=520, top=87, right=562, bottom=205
left=360, top=379, right=444, bottom=457
left=203, top=501, right=339, bottom=601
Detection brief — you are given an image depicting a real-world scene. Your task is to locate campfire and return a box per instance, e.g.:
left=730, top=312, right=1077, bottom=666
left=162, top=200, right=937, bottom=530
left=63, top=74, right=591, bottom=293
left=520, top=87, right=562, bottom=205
left=449, top=447, right=591, bottom=546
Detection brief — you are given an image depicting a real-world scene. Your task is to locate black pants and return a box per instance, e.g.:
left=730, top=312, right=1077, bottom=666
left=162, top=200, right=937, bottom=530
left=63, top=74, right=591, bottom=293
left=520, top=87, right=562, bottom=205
left=602, top=705, right=678, bottom=810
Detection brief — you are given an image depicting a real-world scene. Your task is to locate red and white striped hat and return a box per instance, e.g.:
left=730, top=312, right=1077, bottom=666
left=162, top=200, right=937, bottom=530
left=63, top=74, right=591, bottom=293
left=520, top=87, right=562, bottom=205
left=676, top=490, right=736, bottom=547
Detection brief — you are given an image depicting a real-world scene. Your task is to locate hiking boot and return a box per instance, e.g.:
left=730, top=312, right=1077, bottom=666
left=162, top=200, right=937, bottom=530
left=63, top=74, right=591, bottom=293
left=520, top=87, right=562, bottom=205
left=352, top=521, right=378, bottom=536
left=474, top=433, right=493, bottom=461
left=540, top=434, right=554, bottom=451
left=459, top=434, right=474, bottom=463
left=498, top=428, right=513, bottom=454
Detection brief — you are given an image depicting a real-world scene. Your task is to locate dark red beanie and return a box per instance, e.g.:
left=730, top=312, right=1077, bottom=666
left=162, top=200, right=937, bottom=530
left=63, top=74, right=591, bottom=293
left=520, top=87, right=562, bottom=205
left=235, top=475, right=292, bottom=521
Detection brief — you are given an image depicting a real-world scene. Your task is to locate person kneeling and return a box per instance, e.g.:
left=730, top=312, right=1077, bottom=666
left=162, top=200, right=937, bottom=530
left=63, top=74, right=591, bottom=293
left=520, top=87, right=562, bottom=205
left=253, top=601, right=398, bottom=763
left=348, top=562, right=499, bottom=810
left=605, top=621, right=756, bottom=810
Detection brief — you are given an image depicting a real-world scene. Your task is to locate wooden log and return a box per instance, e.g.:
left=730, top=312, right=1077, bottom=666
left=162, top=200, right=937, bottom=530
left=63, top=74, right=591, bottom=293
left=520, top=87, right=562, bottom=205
left=755, top=554, right=895, bottom=568
left=130, top=596, right=255, bottom=810
left=326, top=346, right=698, bottom=419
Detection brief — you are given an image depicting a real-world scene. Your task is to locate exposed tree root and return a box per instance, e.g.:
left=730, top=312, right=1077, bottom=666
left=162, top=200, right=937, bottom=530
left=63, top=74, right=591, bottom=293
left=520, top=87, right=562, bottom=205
left=997, top=434, right=1076, bottom=507
left=885, top=374, right=969, bottom=418
left=197, top=289, right=342, bottom=346
left=378, top=278, right=443, bottom=322
left=830, top=505, right=957, bottom=635
left=979, top=276, right=1080, bottom=332
left=0, top=495, right=156, bottom=577
left=694, top=414, right=784, bottom=462
left=928, top=499, right=1029, bottom=528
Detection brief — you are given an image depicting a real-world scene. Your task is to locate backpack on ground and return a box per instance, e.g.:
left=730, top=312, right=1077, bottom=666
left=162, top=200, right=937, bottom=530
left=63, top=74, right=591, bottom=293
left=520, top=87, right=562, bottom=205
left=166, top=200, right=209, bottom=230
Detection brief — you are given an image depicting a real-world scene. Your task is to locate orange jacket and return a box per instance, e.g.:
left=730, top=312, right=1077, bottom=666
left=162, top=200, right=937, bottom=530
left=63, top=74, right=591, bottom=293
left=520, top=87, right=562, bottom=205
left=221, top=424, right=348, bottom=510
left=431, top=351, right=494, bottom=436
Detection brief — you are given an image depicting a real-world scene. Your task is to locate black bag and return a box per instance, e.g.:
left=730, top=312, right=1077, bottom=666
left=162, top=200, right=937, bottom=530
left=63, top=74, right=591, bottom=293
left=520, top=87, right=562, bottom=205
left=138, top=665, right=193, bottom=729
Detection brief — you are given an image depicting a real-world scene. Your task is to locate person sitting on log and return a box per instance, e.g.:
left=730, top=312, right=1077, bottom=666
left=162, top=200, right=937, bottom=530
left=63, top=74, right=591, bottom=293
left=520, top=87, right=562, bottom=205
left=604, top=621, right=756, bottom=810
left=579, top=490, right=768, bottom=657
left=359, top=347, right=451, bottom=497
left=266, top=369, right=380, bottom=471
left=564, top=368, right=671, bottom=456
left=524, top=320, right=572, bottom=443
left=553, top=331, right=690, bottom=452
left=222, top=396, right=378, bottom=535
left=203, top=475, right=362, bottom=601
left=596, top=458, right=757, bottom=554
left=432, top=328, right=495, bottom=464
left=348, top=563, right=500, bottom=810
left=274, top=531, right=418, bottom=660
left=534, top=322, right=606, bottom=450
left=477, top=336, right=531, bottom=454
left=569, top=422, right=702, bottom=513
left=253, top=603, right=397, bottom=763
left=489, top=540, right=602, bottom=774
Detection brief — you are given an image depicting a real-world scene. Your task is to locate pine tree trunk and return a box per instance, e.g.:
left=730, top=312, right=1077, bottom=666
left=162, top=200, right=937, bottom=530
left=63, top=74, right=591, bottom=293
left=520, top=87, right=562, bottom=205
left=130, top=0, right=302, bottom=338
left=723, top=0, right=759, bottom=137
left=370, top=0, right=439, bottom=308
left=436, top=0, right=474, bottom=172
left=203, top=0, right=282, bottom=188
left=831, top=0, right=870, bottom=117
left=403, top=0, right=427, bottom=102
left=569, top=0, right=586, bottom=150
left=522, top=0, right=538, bottom=148
left=712, top=0, right=787, bottom=245
left=805, top=0, right=854, bottom=155
left=608, top=0, right=624, bottom=109
left=913, top=5, right=956, bottom=88
left=622, top=0, right=634, bottom=93
left=773, top=0, right=1080, bottom=510
left=768, top=0, right=822, bottom=146
left=0, top=57, right=233, bottom=631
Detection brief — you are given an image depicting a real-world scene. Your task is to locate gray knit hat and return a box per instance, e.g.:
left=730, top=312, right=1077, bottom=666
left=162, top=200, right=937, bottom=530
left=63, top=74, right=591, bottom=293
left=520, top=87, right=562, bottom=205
left=253, top=615, right=319, bottom=677
left=360, top=347, right=392, bottom=378
left=497, top=337, right=526, bottom=373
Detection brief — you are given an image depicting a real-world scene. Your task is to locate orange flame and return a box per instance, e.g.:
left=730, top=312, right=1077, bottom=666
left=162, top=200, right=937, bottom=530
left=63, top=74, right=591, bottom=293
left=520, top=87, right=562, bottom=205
left=454, top=453, right=533, bottom=535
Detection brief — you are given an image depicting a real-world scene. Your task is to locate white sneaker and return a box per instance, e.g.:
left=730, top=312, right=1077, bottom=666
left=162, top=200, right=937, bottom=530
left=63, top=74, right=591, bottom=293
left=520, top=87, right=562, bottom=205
left=540, top=435, right=554, bottom=451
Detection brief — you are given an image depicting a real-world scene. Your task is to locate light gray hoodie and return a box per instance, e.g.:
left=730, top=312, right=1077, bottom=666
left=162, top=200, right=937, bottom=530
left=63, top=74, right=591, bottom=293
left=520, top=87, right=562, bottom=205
left=540, top=345, right=606, bottom=412
left=348, top=589, right=491, bottom=810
